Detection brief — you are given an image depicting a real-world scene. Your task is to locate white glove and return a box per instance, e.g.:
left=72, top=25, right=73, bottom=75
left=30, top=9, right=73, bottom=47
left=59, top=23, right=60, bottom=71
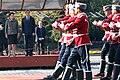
left=92, top=21, right=97, bottom=25
left=109, top=22, right=114, bottom=28
left=59, top=23, right=64, bottom=29
left=97, top=21, right=103, bottom=26
left=115, top=22, right=120, bottom=28
left=52, top=21, right=58, bottom=28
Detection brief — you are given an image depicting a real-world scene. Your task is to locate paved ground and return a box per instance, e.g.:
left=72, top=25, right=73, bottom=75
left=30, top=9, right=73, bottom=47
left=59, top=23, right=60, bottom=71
left=0, top=54, right=109, bottom=80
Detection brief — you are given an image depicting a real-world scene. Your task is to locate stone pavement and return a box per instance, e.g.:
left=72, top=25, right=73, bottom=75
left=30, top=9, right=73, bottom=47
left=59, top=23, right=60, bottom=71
left=0, top=54, right=108, bottom=80
left=0, top=68, right=101, bottom=80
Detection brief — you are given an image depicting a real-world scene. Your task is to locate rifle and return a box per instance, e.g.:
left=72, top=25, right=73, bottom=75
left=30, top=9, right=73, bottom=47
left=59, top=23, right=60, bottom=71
left=89, top=12, right=107, bottom=21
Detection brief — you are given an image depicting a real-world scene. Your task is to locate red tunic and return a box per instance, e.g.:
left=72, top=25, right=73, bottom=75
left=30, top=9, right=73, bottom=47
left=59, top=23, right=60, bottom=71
left=101, top=15, right=113, bottom=30
left=112, top=13, right=120, bottom=43
left=64, top=12, right=92, bottom=47
left=105, top=14, right=120, bottom=44
left=100, top=15, right=113, bottom=41
left=57, top=15, right=70, bottom=22
left=59, top=16, right=76, bottom=46
left=57, top=15, right=71, bottom=44
left=52, top=15, right=70, bottom=29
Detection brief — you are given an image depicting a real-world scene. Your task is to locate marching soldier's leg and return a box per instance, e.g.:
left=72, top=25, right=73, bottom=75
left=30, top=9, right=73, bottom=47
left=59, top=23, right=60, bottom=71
left=70, top=54, right=82, bottom=80
left=54, top=61, right=61, bottom=70
left=95, top=59, right=106, bottom=76
left=43, top=64, right=64, bottom=80
left=70, top=65, right=76, bottom=80
left=112, top=64, right=120, bottom=80
left=62, top=66, right=72, bottom=80
left=85, top=60, right=92, bottom=80
left=102, top=63, right=113, bottom=80
left=100, top=61, right=114, bottom=80
left=85, top=71, right=92, bottom=80
left=62, top=48, right=78, bottom=80
left=55, top=43, right=66, bottom=69
left=112, top=44, right=120, bottom=80
left=60, top=45, right=72, bottom=67
left=95, top=42, right=109, bottom=77
left=81, top=45, right=91, bottom=70
left=79, top=45, right=92, bottom=80
left=99, top=60, right=106, bottom=75
left=58, top=43, right=66, bottom=62
left=76, top=56, right=84, bottom=80
left=58, top=42, right=62, bottom=53
left=44, top=46, right=73, bottom=80
left=76, top=69, right=84, bottom=80
left=58, top=45, right=74, bottom=80
left=101, top=43, right=118, bottom=80
left=52, top=64, right=65, bottom=78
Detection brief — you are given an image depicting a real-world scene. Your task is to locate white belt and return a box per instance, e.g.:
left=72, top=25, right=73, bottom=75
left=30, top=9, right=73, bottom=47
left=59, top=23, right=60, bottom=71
left=62, top=33, right=73, bottom=36
left=73, top=33, right=88, bottom=37
left=62, top=33, right=88, bottom=37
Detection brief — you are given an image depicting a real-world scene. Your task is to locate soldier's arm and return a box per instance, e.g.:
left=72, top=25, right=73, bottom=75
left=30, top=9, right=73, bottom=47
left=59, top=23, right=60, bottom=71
left=57, top=15, right=70, bottom=22
left=64, top=17, right=83, bottom=31
left=63, top=17, right=76, bottom=25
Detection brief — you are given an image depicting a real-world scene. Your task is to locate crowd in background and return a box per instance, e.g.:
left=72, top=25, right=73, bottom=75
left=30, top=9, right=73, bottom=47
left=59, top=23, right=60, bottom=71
left=0, top=10, right=46, bottom=57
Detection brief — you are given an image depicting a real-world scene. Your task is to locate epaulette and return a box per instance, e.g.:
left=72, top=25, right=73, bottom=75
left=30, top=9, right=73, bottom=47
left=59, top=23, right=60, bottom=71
left=112, top=13, right=120, bottom=20
left=77, top=12, right=87, bottom=18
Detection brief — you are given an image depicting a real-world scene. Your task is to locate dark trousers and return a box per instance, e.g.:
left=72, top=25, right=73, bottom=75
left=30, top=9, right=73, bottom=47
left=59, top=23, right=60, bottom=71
left=38, top=40, right=45, bottom=54
left=58, top=43, right=66, bottom=62
left=24, top=35, right=34, bottom=56
left=101, top=42, right=109, bottom=60
left=114, top=43, right=120, bottom=64
left=58, top=42, right=62, bottom=53
left=67, top=45, right=91, bottom=71
left=108, top=43, right=118, bottom=63
left=61, top=45, right=74, bottom=67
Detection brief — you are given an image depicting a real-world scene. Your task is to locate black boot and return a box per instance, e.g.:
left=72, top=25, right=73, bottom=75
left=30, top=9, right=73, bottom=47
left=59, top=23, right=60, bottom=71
left=43, top=75, right=56, bottom=80
left=69, top=65, right=76, bottom=80
left=52, top=64, right=64, bottom=78
left=54, top=61, right=60, bottom=70
left=100, top=63, right=113, bottom=80
left=106, top=63, right=113, bottom=78
left=43, top=64, right=64, bottom=80
left=112, top=65, right=120, bottom=80
left=86, top=71, right=92, bottom=80
left=62, top=66, right=72, bottom=80
left=94, top=60, right=106, bottom=77
left=100, top=77, right=111, bottom=80
left=76, top=69, right=84, bottom=80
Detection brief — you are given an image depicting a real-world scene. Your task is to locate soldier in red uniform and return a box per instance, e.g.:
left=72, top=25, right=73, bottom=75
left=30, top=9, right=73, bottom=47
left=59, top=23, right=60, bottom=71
left=43, top=4, right=78, bottom=80
left=61, top=2, right=92, bottom=80
left=93, top=5, right=112, bottom=77
left=52, top=4, right=70, bottom=70
left=110, top=5, right=120, bottom=80
left=101, top=5, right=120, bottom=80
